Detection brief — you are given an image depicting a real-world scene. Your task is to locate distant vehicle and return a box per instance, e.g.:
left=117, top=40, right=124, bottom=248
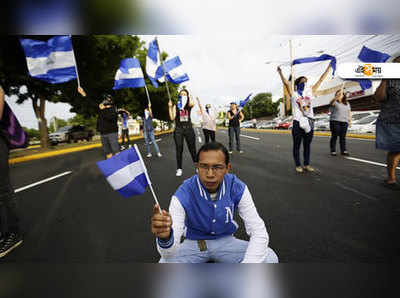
left=257, top=120, right=278, bottom=129
left=348, top=115, right=377, bottom=134
left=352, top=111, right=379, bottom=124
left=240, top=121, right=254, bottom=128
left=275, top=116, right=293, bottom=129
left=315, top=119, right=330, bottom=131
left=49, top=125, right=94, bottom=145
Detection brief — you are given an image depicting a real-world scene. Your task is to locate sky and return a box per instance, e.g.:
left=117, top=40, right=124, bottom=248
left=5, top=34, right=400, bottom=129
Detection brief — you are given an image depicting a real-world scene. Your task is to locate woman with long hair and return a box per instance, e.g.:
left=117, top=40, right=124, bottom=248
left=168, top=89, right=197, bottom=177
left=277, top=63, right=332, bottom=173
left=329, top=89, right=352, bottom=156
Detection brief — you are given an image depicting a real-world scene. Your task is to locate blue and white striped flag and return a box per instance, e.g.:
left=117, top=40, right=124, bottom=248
left=157, top=56, right=189, bottom=84
left=113, top=57, right=145, bottom=90
left=146, top=39, right=161, bottom=88
left=19, top=36, right=77, bottom=84
left=97, top=145, right=149, bottom=197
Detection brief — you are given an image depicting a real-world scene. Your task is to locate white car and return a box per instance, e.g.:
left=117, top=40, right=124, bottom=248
left=348, top=115, right=377, bottom=134
left=352, top=111, right=379, bottom=124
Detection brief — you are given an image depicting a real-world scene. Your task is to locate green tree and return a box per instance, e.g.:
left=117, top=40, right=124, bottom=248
left=23, top=127, right=40, bottom=141
left=67, top=114, right=98, bottom=132
left=242, top=92, right=279, bottom=120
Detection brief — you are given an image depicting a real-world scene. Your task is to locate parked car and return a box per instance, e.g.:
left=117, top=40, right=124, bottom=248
left=348, top=115, right=377, bottom=134
left=275, top=116, right=293, bottom=129
left=240, top=121, right=254, bottom=128
left=315, top=119, right=330, bottom=131
left=352, top=110, right=379, bottom=124
left=49, top=125, right=94, bottom=145
left=256, top=120, right=277, bottom=129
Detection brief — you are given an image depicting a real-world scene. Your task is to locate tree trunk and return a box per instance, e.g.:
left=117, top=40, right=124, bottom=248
left=32, top=97, right=49, bottom=149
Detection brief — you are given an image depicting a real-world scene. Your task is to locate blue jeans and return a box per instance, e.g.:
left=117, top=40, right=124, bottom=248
left=159, top=235, right=278, bottom=263
left=292, top=120, right=314, bottom=167
left=144, top=130, right=160, bottom=155
left=228, top=126, right=241, bottom=151
left=0, top=135, right=20, bottom=236
left=330, top=120, right=348, bottom=153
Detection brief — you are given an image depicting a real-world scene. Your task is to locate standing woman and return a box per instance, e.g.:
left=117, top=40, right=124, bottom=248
left=277, top=63, right=332, bottom=173
left=374, top=54, right=400, bottom=188
left=196, top=97, right=217, bottom=143
left=168, top=89, right=197, bottom=177
left=329, top=89, right=352, bottom=156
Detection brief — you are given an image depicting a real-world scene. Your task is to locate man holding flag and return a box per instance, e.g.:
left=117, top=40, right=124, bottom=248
left=151, top=142, right=278, bottom=263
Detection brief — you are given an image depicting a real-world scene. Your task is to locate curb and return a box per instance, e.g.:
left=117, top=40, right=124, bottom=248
left=9, top=130, right=173, bottom=165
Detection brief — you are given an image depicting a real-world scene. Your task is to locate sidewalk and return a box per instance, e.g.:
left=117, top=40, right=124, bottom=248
left=9, top=130, right=173, bottom=165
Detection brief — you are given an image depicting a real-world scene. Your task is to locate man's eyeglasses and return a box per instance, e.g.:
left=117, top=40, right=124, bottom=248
left=197, top=164, right=226, bottom=173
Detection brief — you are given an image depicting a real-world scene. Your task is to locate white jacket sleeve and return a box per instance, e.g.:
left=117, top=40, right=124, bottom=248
left=238, top=186, right=269, bottom=263
left=156, top=196, right=186, bottom=258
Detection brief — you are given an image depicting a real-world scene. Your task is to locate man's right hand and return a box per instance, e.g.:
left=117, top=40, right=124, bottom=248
left=151, top=204, right=172, bottom=240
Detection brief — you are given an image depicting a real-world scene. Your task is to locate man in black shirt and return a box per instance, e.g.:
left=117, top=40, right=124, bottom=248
left=227, top=102, right=244, bottom=154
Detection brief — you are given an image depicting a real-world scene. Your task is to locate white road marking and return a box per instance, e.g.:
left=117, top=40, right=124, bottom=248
left=345, top=156, right=400, bottom=170
left=240, top=134, right=260, bottom=140
left=334, top=182, right=378, bottom=201
left=14, top=171, right=73, bottom=193
left=149, top=138, right=162, bottom=144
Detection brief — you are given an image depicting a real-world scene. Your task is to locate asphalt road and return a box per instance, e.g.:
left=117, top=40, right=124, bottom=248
left=4, top=129, right=400, bottom=263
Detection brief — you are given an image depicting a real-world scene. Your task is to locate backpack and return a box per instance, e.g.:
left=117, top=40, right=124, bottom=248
left=0, top=101, right=29, bottom=149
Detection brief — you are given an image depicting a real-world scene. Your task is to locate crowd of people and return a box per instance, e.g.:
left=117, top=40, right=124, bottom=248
left=1, top=53, right=399, bottom=262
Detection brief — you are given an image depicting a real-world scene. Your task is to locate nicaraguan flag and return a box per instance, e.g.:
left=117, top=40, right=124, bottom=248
left=19, top=36, right=77, bottom=84
left=239, top=93, right=252, bottom=109
left=156, top=56, right=189, bottom=84
left=97, top=146, right=149, bottom=197
left=352, top=46, right=391, bottom=90
left=292, top=54, right=337, bottom=75
left=113, top=57, right=145, bottom=90
left=146, top=39, right=161, bottom=88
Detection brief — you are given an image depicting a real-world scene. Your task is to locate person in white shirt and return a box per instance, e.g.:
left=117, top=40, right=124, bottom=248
left=151, top=142, right=278, bottom=263
left=277, top=64, right=332, bottom=173
left=196, top=97, right=217, bottom=143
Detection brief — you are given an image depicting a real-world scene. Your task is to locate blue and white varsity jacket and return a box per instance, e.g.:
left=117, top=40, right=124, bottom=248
left=157, top=173, right=270, bottom=263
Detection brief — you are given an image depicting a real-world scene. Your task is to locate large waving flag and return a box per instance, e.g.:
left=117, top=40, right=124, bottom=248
left=146, top=39, right=161, bottom=88
left=292, top=54, right=337, bottom=75
left=97, top=145, right=149, bottom=197
left=156, top=56, right=189, bottom=84
left=113, top=57, right=145, bottom=90
left=352, top=46, right=391, bottom=90
left=19, top=36, right=77, bottom=84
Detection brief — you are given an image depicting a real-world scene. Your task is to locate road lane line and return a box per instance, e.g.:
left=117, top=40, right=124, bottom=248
left=345, top=157, right=400, bottom=170
left=334, top=182, right=378, bottom=201
left=15, top=171, right=73, bottom=193
left=149, top=138, right=162, bottom=144
left=240, top=134, right=260, bottom=140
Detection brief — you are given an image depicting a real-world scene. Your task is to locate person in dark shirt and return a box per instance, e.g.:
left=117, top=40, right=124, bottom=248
left=78, top=87, right=119, bottom=159
left=0, top=85, right=23, bottom=258
left=168, top=89, right=197, bottom=177
left=143, top=103, right=162, bottom=158
left=374, top=54, right=400, bottom=189
left=226, top=102, right=244, bottom=154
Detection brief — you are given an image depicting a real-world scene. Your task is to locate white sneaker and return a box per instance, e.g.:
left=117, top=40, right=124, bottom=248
left=176, top=169, right=183, bottom=176
left=157, top=152, right=162, bottom=157
left=147, top=153, right=152, bottom=158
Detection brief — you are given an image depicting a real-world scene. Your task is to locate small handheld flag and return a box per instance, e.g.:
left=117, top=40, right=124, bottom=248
left=113, top=57, right=146, bottom=90
left=19, top=36, right=77, bottom=84
left=239, top=93, right=252, bottom=110
left=97, top=145, right=162, bottom=212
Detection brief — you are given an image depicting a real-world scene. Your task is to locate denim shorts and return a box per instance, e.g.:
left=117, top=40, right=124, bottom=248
left=100, top=132, right=119, bottom=155
left=376, top=119, right=400, bottom=152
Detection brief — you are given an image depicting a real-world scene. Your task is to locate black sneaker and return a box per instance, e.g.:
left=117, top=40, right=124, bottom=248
left=0, top=233, right=23, bottom=258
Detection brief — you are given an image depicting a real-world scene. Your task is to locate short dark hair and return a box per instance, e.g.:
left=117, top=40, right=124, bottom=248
left=197, top=142, right=230, bottom=165
left=294, top=76, right=307, bottom=88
